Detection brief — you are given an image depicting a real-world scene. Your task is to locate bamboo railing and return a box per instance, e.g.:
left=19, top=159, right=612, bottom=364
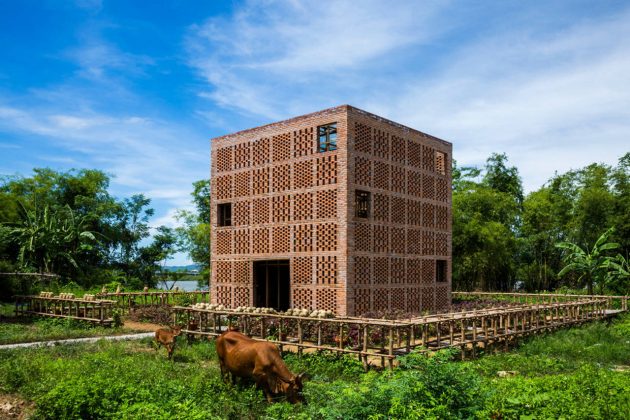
left=14, top=295, right=117, bottom=325
left=95, top=291, right=210, bottom=314
left=173, top=296, right=614, bottom=370
left=453, top=291, right=629, bottom=311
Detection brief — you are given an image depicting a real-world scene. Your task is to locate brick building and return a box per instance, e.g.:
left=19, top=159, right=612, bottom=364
left=210, top=105, right=452, bottom=316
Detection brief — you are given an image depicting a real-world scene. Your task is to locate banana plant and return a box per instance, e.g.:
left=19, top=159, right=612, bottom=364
left=555, top=228, right=619, bottom=294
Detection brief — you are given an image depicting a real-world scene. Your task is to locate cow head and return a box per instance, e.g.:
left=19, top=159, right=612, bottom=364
left=283, top=372, right=309, bottom=404
left=171, top=326, right=182, bottom=337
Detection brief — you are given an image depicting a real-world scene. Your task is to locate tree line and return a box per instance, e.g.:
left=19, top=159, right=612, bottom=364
left=454, top=152, right=629, bottom=294
left=0, top=169, right=209, bottom=296
left=1, top=152, right=628, bottom=297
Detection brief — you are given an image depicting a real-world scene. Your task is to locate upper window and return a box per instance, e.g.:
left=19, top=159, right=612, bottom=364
left=318, top=123, right=337, bottom=152
left=355, top=190, right=370, bottom=218
left=217, top=203, right=232, bottom=227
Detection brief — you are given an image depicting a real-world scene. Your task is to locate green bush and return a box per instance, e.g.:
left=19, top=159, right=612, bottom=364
left=479, top=364, right=630, bottom=419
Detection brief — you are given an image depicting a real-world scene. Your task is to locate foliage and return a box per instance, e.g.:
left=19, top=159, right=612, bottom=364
left=556, top=227, right=620, bottom=294
left=454, top=152, right=629, bottom=294
left=7, top=203, right=99, bottom=276
left=1, top=315, right=629, bottom=419
left=176, top=179, right=210, bottom=274
left=452, top=154, right=521, bottom=291
left=0, top=169, right=182, bottom=294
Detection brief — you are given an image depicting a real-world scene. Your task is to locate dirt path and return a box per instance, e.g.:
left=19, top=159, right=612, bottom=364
left=123, top=320, right=165, bottom=332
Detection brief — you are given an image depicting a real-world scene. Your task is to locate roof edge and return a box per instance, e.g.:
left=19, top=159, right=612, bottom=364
left=210, top=104, right=452, bottom=147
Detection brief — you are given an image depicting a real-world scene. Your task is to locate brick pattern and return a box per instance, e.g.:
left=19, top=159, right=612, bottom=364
left=316, top=256, right=337, bottom=285
left=211, top=105, right=451, bottom=316
left=347, top=113, right=452, bottom=314
left=293, top=288, right=313, bottom=309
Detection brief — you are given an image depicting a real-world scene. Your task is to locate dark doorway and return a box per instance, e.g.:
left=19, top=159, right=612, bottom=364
left=253, top=260, right=290, bottom=311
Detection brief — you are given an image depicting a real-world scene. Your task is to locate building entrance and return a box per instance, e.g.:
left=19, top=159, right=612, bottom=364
left=253, top=260, right=290, bottom=311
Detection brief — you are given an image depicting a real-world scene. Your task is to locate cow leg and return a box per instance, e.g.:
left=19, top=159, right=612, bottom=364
left=218, top=359, right=231, bottom=384
left=253, top=367, right=274, bottom=403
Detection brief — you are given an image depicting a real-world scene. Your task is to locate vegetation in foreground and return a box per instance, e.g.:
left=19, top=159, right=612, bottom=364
left=0, top=314, right=628, bottom=419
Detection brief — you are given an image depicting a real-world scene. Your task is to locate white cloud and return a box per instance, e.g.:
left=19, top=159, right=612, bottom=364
left=186, top=2, right=630, bottom=191
left=186, top=0, right=450, bottom=120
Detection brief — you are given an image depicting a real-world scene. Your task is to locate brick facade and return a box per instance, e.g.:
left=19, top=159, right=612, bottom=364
left=210, top=105, right=452, bottom=316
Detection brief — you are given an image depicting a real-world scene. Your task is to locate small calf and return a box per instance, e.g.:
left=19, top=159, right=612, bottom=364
left=155, top=326, right=182, bottom=359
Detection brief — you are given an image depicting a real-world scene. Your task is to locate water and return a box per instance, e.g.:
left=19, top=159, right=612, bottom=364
left=158, top=280, right=208, bottom=292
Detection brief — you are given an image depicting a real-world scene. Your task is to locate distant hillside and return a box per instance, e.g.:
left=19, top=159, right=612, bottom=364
left=163, top=264, right=201, bottom=272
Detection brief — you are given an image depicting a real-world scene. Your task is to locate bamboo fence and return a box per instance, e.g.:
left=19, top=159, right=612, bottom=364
left=95, top=291, right=211, bottom=314
left=173, top=296, right=616, bottom=370
left=14, top=295, right=117, bottom=326
left=453, top=291, right=629, bottom=311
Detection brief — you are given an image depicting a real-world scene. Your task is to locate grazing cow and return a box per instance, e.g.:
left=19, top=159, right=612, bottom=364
left=155, top=325, right=182, bottom=359
left=216, top=330, right=307, bottom=404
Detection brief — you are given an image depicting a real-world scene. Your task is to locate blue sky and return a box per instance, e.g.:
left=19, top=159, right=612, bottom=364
left=1, top=1, right=629, bottom=265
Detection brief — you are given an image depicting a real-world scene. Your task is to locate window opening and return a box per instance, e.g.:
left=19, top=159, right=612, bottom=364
left=318, top=123, right=337, bottom=152
left=217, top=203, right=232, bottom=226
left=436, top=260, right=447, bottom=282
left=435, top=152, right=446, bottom=175
left=355, top=190, right=370, bottom=218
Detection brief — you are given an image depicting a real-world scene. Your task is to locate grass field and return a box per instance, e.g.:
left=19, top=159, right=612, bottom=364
left=0, top=303, right=136, bottom=345
left=1, top=313, right=628, bottom=419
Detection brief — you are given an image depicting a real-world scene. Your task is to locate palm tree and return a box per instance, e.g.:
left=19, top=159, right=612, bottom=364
left=555, top=228, right=619, bottom=294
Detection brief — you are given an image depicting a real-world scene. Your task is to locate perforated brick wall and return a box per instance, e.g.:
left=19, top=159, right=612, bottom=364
left=345, top=107, right=452, bottom=316
left=211, top=105, right=451, bottom=316
left=211, top=106, right=347, bottom=314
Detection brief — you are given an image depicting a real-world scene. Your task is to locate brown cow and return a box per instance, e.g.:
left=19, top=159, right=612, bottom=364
left=216, top=330, right=307, bottom=403
left=155, top=325, right=182, bottom=359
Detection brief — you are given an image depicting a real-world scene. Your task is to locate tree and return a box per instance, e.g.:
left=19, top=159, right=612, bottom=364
left=555, top=228, right=619, bottom=294
left=176, top=180, right=210, bottom=274
left=109, top=194, right=154, bottom=279
left=136, top=226, right=178, bottom=287
left=452, top=156, right=522, bottom=291
left=603, top=254, right=630, bottom=295
left=7, top=202, right=98, bottom=277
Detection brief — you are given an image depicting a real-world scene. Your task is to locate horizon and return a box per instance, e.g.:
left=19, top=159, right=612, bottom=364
left=2, top=1, right=629, bottom=265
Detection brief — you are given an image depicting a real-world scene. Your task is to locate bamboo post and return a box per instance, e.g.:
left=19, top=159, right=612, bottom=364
left=338, top=324, right=344, bottom=355
left=471, top=318, right=477, bottom=357
left=436, top=321, right=442, bottom=348
left=297, top=321, right=303, bottom=356
left=317, top=321, right=322, bottom=349
left=388, top=327, right=394, bottom=370
left=460, top=320, right=466, bottom=360
left=362, top=325, right=369, bottom=371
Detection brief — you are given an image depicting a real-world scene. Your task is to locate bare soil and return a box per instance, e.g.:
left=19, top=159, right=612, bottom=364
left=0, top=395, right=34, bottom=420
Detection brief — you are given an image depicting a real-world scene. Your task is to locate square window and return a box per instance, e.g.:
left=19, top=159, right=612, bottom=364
left=436, top=260, right=447, bottom=282
left=217, top=203, right=232, bottom=227
left=355, top=190, right=370, bottom=218
left=318, top=123, right=337, bottom=152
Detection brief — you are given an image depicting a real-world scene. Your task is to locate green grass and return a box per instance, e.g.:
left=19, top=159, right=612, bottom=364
left=0, top=314, right=628, bottom=419
left=0, top=317, right=135, bottom=345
